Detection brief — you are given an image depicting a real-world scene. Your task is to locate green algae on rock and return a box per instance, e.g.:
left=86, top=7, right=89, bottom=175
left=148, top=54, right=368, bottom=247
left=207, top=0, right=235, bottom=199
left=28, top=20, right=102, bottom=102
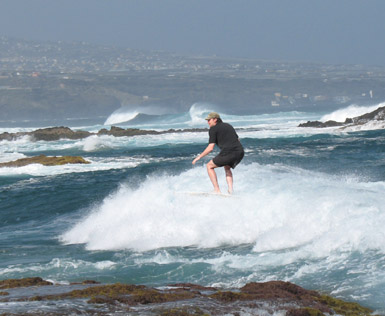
left=0, top=127, right=92, bottom=142
left=318, top=295, right=373, bottom=316
left=0, top=277, right=53, bottom=290
left=0, top=277, right=375, bottom=316
left=0, top=154, right=90, bottom=168
left=28, top=283, right=197, bottom=306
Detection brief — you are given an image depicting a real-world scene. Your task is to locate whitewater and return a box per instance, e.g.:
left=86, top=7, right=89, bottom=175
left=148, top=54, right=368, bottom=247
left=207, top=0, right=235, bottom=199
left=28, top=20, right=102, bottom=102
left=1, top=103, right=385, bottom=313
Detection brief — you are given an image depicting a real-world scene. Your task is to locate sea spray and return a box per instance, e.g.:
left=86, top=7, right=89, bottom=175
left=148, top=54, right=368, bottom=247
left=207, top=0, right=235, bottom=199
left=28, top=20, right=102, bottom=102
left=104, top=104, right=173, bottom=125
left=61, top=163, right=385, bottom=255
left=321, top=103, right=384, bottom=122
left=188, top=102, right=216, bottom=125
left=104, top=107, right=140, bottom=125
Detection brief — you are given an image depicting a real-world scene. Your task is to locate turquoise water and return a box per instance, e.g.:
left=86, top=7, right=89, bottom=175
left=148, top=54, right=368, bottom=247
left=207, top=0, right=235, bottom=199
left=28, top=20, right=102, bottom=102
left=1, top=103, right=385, bottom=313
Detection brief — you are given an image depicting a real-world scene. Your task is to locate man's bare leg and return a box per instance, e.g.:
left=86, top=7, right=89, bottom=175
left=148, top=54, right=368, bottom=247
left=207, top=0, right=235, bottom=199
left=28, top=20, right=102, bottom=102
left=224, top=165, right=233, bottom=194
left=207, top=160, right=221, bottom=193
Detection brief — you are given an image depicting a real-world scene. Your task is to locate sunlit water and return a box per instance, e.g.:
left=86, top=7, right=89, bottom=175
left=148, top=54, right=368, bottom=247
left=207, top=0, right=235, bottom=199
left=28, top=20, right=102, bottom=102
left=1, top=103, right=385, bottom=313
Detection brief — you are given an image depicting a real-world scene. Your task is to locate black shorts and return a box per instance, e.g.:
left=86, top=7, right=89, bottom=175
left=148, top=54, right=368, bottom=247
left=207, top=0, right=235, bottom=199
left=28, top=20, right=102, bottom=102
left=213, top=150, right=244, bottom=169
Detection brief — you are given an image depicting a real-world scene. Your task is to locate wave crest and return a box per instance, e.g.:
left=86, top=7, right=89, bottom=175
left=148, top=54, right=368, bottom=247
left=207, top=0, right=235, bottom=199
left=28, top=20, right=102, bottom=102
left=104, top=107, right=140, bottom=125
left=188, top=102, right=216, bottom=125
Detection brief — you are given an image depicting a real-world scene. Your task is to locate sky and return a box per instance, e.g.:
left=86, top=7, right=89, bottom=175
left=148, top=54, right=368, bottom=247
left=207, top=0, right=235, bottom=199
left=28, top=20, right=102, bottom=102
left=1, top=0, right=385, bottom=66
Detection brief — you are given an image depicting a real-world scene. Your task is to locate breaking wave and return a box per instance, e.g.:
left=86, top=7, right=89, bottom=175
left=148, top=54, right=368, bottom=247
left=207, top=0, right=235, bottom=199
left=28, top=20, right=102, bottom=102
left=321, top=103, right=384, bottom=122
left=61, top=163, right=385, bottom=256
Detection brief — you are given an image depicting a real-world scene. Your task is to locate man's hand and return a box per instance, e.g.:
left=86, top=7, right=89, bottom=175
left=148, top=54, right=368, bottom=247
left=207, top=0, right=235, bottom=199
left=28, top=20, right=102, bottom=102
left=192, top=155, right=200, bottom=165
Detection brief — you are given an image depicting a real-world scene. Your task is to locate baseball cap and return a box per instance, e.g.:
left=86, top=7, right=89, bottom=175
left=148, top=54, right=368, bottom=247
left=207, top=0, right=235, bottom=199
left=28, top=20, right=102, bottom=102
left=205, top=112, right=221, bottom=120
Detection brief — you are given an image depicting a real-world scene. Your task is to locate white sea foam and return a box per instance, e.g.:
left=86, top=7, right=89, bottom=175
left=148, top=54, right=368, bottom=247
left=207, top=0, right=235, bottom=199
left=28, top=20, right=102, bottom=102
left=321, top=103, right=384, bottom=122
left=0, top=157, right=148, bottom=177
left=0, top=152, right=27, bottom=163
left=0, top=127, right=37, bottom=134
left=343, top=120, right=385, bottom=132
left=61, top=163, right=385, bottom=258
left=0, top=258, right=116, bottom=276
left=75, top=135, right=115, bottom=152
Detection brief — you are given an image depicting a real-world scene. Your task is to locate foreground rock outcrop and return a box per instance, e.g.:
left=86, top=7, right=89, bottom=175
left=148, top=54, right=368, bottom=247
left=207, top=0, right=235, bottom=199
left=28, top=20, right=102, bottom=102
left=0, top=277, right=374, bottom=316
left=0, top=154, right=90, bottom=168
left=299, top=105, right=385, bottom=128
left=0, top=126, right=207, bottom=142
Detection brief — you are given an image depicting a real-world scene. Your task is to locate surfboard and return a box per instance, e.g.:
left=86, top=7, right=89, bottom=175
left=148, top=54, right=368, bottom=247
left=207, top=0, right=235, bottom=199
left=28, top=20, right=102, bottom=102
left=178, top=191, right=235, bottom=198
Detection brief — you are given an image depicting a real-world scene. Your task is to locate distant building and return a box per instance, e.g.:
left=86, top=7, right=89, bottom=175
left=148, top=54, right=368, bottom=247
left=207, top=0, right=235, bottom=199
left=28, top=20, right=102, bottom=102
left=271, top=100, right=280, bottom=107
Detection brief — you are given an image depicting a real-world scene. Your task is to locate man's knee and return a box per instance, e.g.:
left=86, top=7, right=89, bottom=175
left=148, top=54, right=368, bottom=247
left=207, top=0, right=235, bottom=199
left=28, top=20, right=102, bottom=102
left=207, top=160, right=217, bottom=170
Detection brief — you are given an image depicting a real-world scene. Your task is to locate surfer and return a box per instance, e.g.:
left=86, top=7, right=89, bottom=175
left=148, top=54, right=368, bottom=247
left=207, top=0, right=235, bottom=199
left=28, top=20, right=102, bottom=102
left=192, top=112, right=244, bottom=194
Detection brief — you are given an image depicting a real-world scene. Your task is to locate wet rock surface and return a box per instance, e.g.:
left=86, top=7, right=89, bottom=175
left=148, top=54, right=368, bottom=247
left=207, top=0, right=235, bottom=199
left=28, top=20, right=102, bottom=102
left=0, top=154, right=90, bottom=167
left=0, top=126, right=208, bottom=142
left=0, top=127, right=92, bottom=141
left=0, top=277, right=374, bottom=316
left=0, top=277, right=53, bottom=289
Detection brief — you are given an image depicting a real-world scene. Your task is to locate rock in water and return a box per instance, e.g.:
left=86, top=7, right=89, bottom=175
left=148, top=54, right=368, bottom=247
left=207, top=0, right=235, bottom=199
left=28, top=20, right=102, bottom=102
left=299, top=105, right=385, bottom=129
left=0, top=155, right=90, bottom=167
left=31, top=127, right=92, bottom=141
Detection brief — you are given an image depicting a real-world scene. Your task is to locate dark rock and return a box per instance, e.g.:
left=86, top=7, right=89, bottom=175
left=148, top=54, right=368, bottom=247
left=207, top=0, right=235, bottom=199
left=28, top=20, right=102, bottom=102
left=350, top=105, right=385, bottom=125
left=241, top=281, right=320, bottom=299
left=168, top=283, right=217, bottom=291
left=31, top=126, right=92, bottom=141
left=0, top=277, right=53, bottom=289
left=0, top=154, right=90, bottom=168
left=97, top=125, right=160, bottom=137
left=210, top=290, right=244, bottom=302
left=70, top=280, right=101, bottom=285
left=0, top=126, right=208, bottom=142
left=299, top=105, right=385, bottom=129
left=0, top=278, right=374, bottom=316
left=298, top=120, right=344, bottom=128
left=0, top=126, right=91, bottom=141
left=0, top=132, right=14, bottom=141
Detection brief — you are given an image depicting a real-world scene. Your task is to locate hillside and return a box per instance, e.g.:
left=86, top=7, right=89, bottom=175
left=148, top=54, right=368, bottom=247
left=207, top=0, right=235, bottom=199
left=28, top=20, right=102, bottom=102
left=1, top=37, right=385, bottom=122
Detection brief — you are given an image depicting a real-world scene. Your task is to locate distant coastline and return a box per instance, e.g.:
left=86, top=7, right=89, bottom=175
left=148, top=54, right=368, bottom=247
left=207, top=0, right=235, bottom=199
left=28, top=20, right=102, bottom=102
left=1, top=37, right=385, bottom=121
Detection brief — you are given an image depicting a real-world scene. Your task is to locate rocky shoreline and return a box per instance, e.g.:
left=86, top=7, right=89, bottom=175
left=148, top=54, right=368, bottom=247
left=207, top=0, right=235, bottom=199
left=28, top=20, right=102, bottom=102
left=1, top=106, right=384, bottom=144
left=0, top=126, right=209, bottom=168
left=0, top=154, right=90, bottom=168
left=0, top=277, right=375, bottom=315
left=299, top=105, right=385, bottom=128
left=0, top=126, right=208, bottom=142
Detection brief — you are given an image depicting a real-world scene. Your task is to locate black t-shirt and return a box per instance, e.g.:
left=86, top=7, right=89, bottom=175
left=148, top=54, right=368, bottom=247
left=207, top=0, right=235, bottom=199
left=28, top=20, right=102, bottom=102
left=209, top=122, right=243, bottom=153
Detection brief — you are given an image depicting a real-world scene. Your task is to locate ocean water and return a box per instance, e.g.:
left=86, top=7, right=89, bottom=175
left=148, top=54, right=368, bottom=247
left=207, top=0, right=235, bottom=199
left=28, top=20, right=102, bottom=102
left=1, top=102, right=385, bottom=313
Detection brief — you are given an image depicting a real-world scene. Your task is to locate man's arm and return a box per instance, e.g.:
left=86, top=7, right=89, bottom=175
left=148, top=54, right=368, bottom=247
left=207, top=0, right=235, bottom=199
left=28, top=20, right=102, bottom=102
left=192, top=143, right=215, bottom=165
